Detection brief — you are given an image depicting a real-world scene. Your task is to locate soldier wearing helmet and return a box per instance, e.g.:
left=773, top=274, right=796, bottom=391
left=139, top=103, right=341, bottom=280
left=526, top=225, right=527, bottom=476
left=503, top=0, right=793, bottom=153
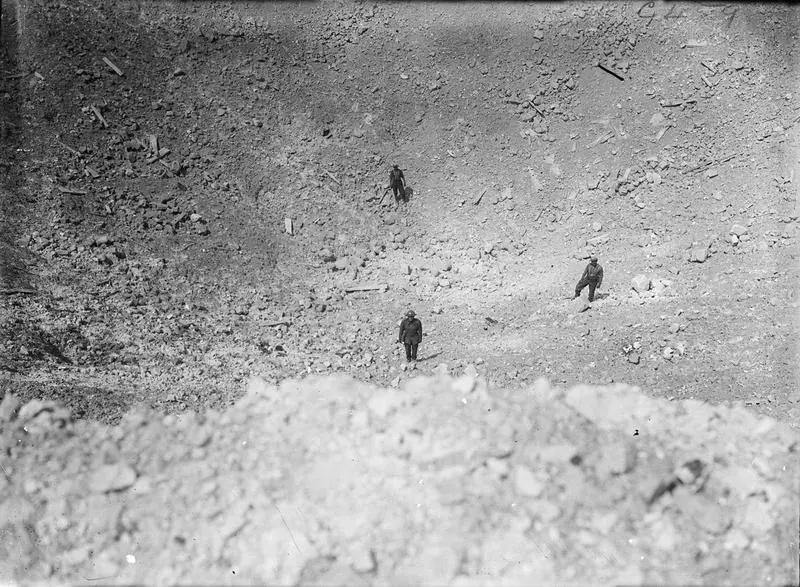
left=398, top=309, right=423, bottom=362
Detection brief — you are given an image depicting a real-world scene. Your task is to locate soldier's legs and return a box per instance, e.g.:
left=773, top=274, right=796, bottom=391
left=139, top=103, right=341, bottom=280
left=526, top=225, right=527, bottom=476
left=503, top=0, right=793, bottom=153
left=403, top=342, right=412, bottom=361
left=410, top=342, right=418, bottom=361
left=574, top=278, right=588, bottom=298
left=588, top=281, right=597, bottom=302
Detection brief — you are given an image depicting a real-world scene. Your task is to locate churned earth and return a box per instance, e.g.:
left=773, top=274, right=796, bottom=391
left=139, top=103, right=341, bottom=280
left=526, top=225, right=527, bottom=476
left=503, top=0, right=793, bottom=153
left=0, top=0, right=799, bottom=584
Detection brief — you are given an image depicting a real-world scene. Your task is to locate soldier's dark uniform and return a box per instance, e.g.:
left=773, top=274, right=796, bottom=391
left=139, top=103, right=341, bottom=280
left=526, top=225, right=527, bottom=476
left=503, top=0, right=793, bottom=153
left=389, top=165, right=406, bottom=203
left=398, top=310, right=423, bottom=361
left=574, top=257, right=604, bottom=302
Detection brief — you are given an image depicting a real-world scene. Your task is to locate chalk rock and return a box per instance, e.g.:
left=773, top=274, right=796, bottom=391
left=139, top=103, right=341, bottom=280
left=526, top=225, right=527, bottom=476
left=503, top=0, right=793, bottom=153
left=631, top=274, right=651, bottom=293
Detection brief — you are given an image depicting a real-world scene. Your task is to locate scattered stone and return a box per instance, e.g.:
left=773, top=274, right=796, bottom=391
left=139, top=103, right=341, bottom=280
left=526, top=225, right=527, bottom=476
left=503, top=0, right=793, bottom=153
left=741, top=497, right=774, bottom=536
left=631, top=274, right=651, bottom=293
left=0, top=393, right=20, bottom=421
left=594, top=439, right=636, bottom=480
left=587, top=234, right=610, bottom=247
left=730, top=224, right=748, bottom=237
left=514, top=465, right=544, bottom=497
left=89, top=462, right=138, bottom=493
left=690, top=243, right=710, bottom=263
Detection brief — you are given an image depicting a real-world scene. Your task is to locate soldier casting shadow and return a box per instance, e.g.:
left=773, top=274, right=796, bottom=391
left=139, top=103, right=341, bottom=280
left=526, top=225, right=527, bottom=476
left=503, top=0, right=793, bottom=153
left=398, top=309, right=423, bottom=363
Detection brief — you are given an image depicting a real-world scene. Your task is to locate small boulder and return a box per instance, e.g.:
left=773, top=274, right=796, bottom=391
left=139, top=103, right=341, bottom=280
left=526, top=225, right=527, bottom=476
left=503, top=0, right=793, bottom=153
left=89, top=463, right=138, bottom=493
left=690, top=244, right=709, bottom=263
left=730, top=224, right=748, bottom=237
left=631, top=274, right=651, bottom=293
left=319, top=248, right=336, bottom=263
left=513, top=465, right=544, bottom=497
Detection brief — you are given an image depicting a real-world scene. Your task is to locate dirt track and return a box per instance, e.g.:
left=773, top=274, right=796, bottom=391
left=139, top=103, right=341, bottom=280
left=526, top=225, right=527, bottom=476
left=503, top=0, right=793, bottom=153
left=1, top=0, right=799, bottom=584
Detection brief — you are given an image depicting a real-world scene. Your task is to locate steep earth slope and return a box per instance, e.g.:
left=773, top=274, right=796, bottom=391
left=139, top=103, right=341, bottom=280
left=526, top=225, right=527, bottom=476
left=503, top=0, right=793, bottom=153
left=0, top=1, right=799, bottom=584
left=1, top=0, right=798, bottom=424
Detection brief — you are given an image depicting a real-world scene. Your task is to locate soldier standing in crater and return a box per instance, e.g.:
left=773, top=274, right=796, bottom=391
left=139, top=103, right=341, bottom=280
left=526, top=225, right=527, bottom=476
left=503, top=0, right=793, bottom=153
left=398, top=309, right=423, bottom=363
left=389, top=164, right=406, bottom=205
left=574, top=256, right=604, bottom=302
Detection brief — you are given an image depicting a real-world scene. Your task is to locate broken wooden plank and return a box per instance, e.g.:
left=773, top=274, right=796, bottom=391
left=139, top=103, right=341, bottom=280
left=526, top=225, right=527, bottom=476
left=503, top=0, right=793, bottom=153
left=654, top=126, right=669, bottom=142
left=0, top=288, right=37, bottom=295
left=587, top=131, right=615, bottom=148
left=685, top=153, right=737, bottom=174
left=149, top=134, right=158, bottom=154
left=85, top=166, right=100, bottom=179
left=597, top=62, right=625, bottom=81
left=701, top=60, right=716, bottom=74
left=473, top=187, right=488, bottom=205
left=57, top=186, right=88, bottom=195
left=344, top=284, right=388, bottom=293
left=265, top=321, right=291, bottom=328
left=1, top=71, right=30, bottom=80
left=146, top=147, right=171, bottom=164
left=91, top=105, right=108, bottom=128
left=102, top=57, right=124, bottom=76
left=284, top=217, right=294, bottom=235
left=526, top=100, right=545, bottom=118
left=324, top=170, right=340, bottom=184
left=57, top=140, right=81, bottom=157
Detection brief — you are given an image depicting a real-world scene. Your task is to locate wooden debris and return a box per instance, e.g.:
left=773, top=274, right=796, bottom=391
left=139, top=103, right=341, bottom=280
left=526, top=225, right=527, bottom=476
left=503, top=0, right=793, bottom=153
left=324, top=170, right=340, bottom=184
left=0, top=288, right=37, bottom=295
left=146, top=147, right=170, bottom=164
left=265, top=321, right=291, bottom=328
left=526, top=100, right=545, bottom=118
left=344, top=284, right=388, bottom=293
left=57, top=186, right=88, bottom=195
left=701, top=75, right=713, bottom=88
left=587, top=131, right=615, bottom=148
left=701, top=60, right=717, bottom=74
left=57, top=140, right=81, bottom=156
left=284, top=218, right=294, bottom=235
left=33, top=71, right=44, bottom=81
left=685, top=153, right=737, bottom=174
left=654, top=126, right=669, bottom=142
left=473, top=187, right=488, bottom=205
left=91, top=105, right=108, bottom=128
left=102, top=57, right=124, bottom=76
left=1, top=71, right=30, bottom=80
left=597, top=63, right=625, bottom=81
left=85, top=166, right=100, bottom=179
left=149, top=134, right=159, bottom=154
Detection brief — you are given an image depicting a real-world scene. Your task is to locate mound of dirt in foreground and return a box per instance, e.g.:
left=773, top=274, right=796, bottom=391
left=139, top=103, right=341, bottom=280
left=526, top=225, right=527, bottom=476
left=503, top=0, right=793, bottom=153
left=2, top=373, right=798, bottom=586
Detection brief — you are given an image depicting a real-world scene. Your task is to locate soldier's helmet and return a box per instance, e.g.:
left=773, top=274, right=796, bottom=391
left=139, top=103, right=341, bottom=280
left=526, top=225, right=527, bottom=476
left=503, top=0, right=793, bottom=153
left=590, top=256, right=598, bottom=262
left=406, top=310, right=415, bottom=317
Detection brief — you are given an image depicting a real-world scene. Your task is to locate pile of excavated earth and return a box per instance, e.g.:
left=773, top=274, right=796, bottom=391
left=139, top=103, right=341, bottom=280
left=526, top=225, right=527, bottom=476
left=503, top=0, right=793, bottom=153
left=1, top=0, right=798, bottom=584
left=1, top=374, right=798, bottom=585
